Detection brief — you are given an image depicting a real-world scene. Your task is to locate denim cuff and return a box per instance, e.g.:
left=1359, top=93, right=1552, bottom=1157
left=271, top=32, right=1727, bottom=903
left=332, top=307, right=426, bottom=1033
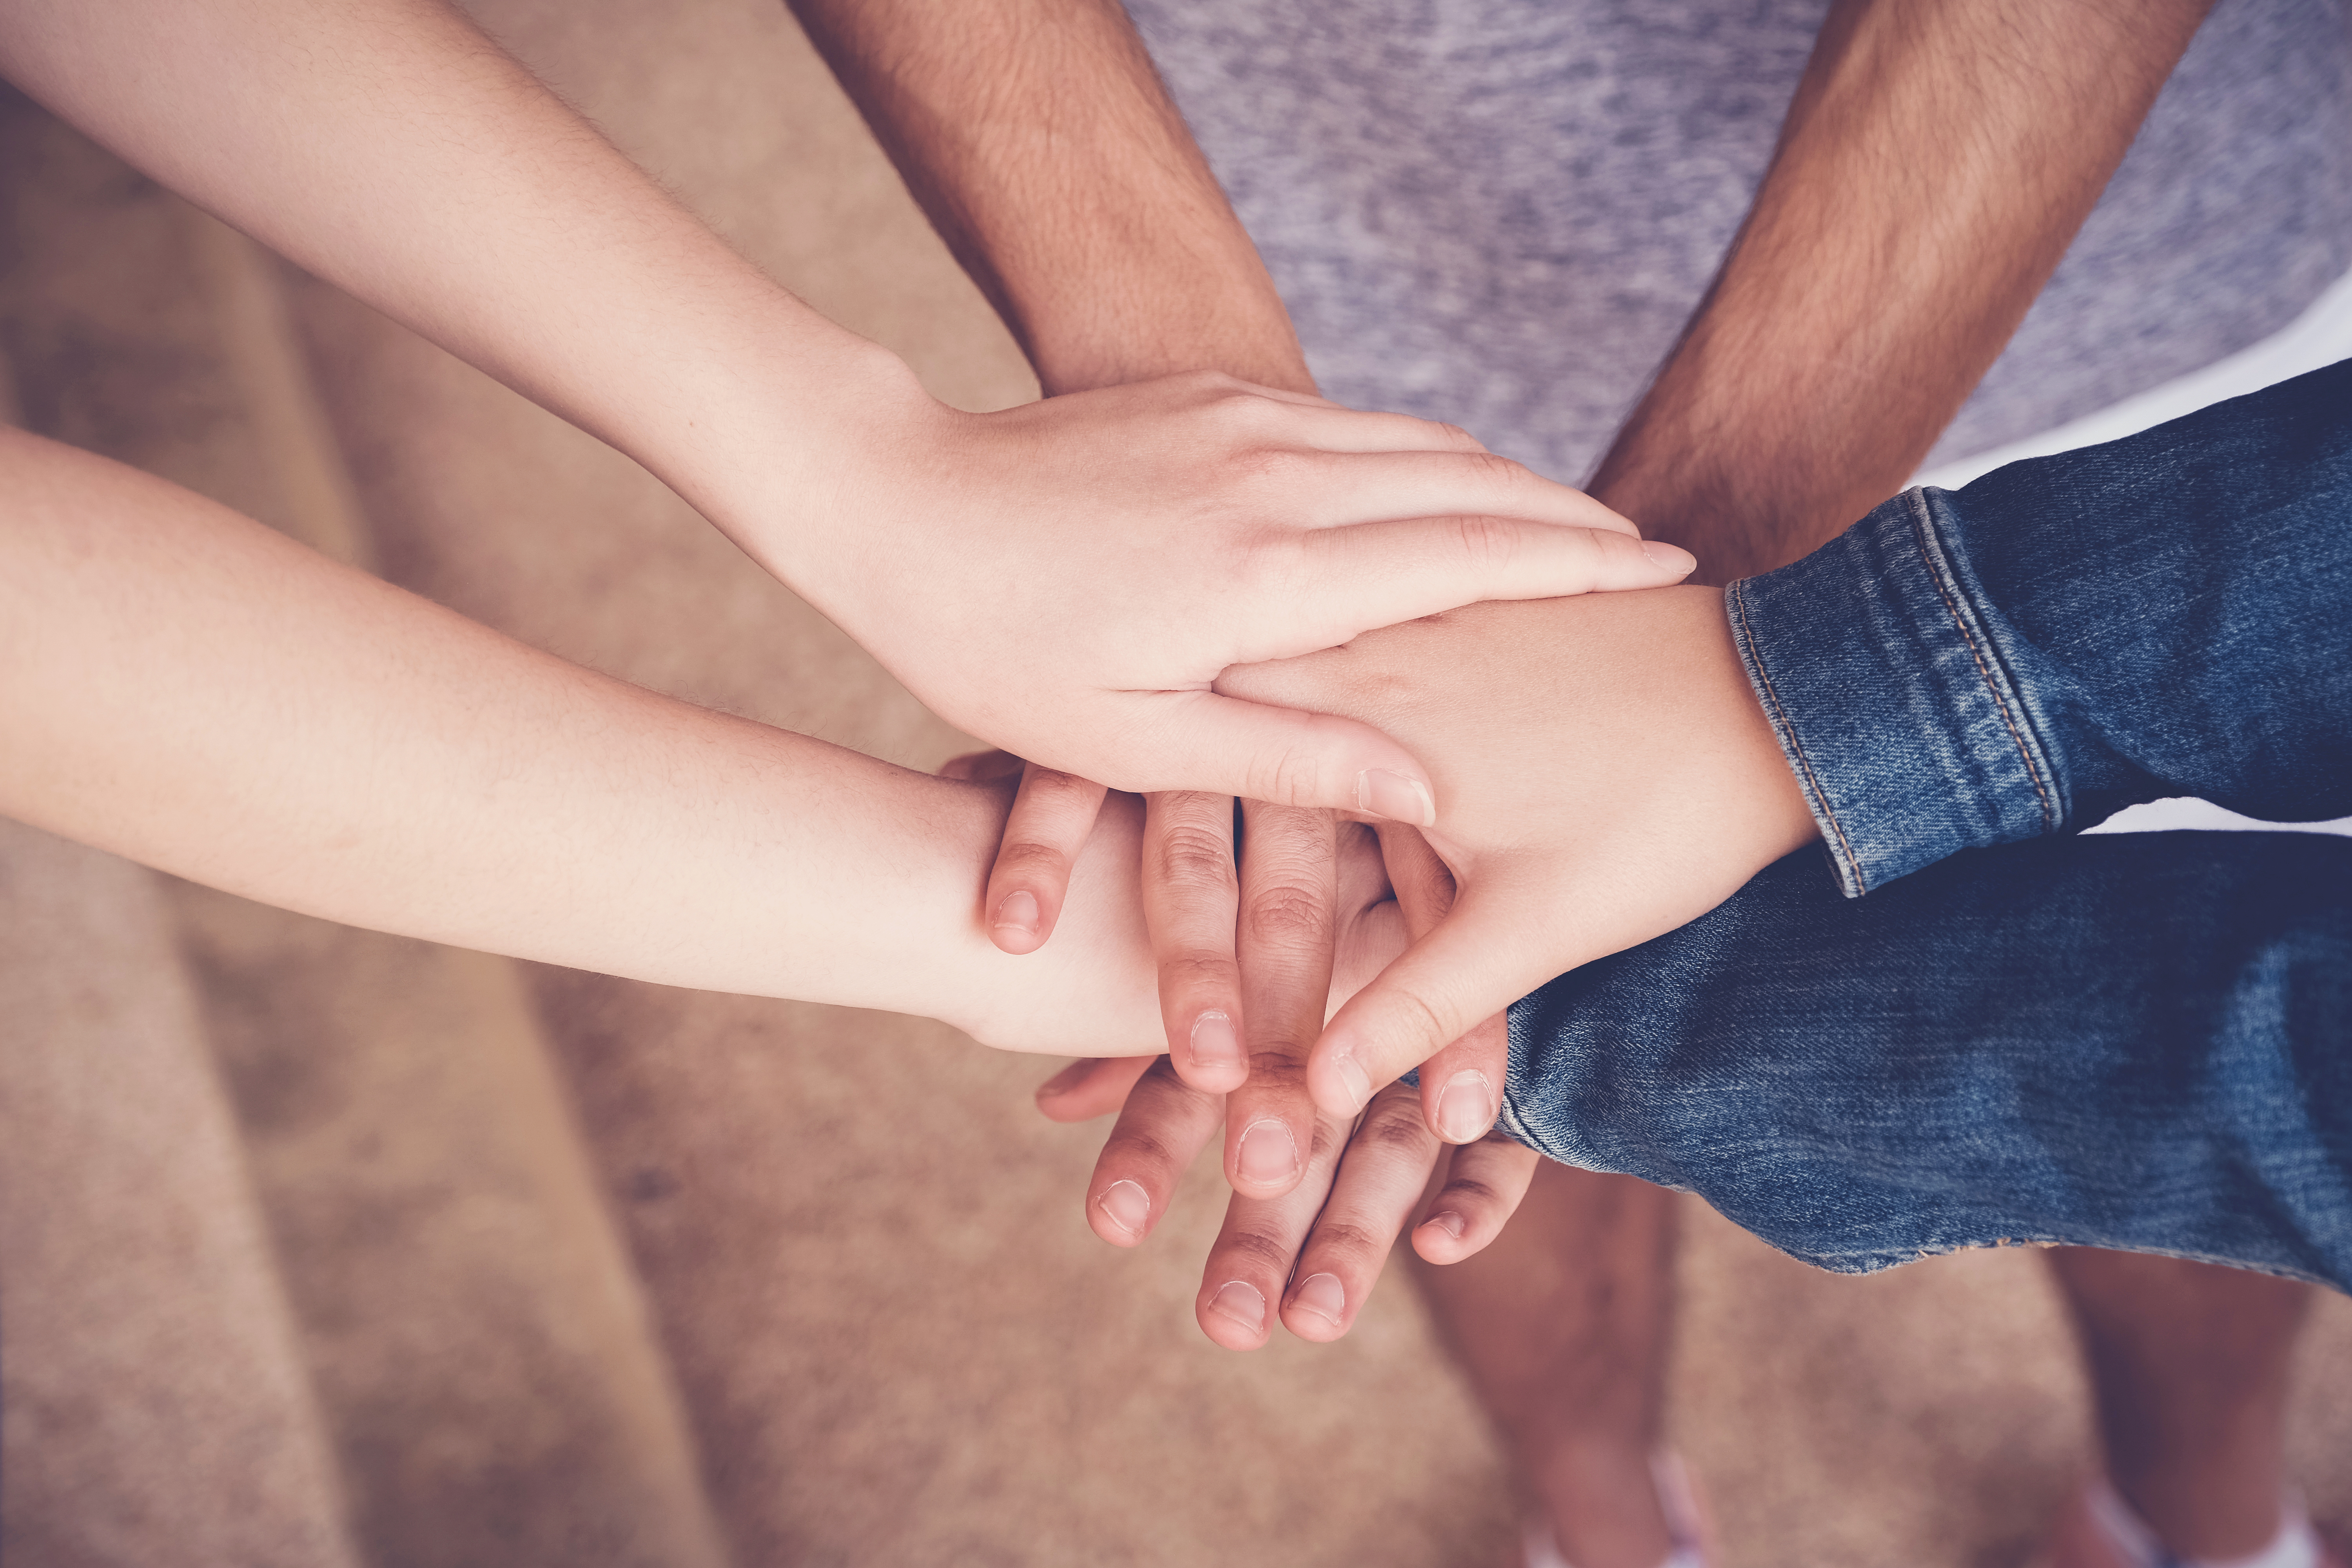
left=1724, top=488, right=2064, bottom=897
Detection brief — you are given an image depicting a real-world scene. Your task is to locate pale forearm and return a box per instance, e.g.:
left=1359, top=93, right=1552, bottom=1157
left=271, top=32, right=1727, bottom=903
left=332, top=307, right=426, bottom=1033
left=789, top=0, right=1312, bottom=394
left=1589, top=0, right=2212, bottom=580
left=0, top=430, right=1158, bottom=1050
left=0, top=0, right=921, bottom=564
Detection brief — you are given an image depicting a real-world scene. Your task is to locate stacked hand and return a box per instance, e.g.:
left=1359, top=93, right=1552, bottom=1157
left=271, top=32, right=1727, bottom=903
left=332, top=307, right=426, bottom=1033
left=1218, top=587, right=1818, bottom=1123
left=779, top=370, right=1694, bottom=816
left=1031, top=819, right=1541, bottom=1349
left=972, top=584, right=1822, bottom=1347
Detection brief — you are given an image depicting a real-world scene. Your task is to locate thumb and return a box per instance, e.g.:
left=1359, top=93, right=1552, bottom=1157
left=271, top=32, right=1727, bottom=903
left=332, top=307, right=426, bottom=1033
left=1124, top=690, right=1440, bottom=824
left=1307, top=880, right=1557, bottom=1119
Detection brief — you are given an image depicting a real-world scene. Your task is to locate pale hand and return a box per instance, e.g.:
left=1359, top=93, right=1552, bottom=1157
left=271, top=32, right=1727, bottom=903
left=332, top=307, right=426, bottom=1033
left=1213, top=587, right=1821, bottom=1119
left=773, top=370, right=1694, bottom=818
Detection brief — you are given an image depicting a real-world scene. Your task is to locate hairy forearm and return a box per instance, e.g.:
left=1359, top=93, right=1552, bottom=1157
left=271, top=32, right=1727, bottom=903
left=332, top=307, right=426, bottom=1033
left=789, top=0, right=1312, bottom=394
left=1589, top=0, right=2212, bottom=581
left=0, top=430, right=1160, bottom=1050
left=0, top=0, right=924, bottom=565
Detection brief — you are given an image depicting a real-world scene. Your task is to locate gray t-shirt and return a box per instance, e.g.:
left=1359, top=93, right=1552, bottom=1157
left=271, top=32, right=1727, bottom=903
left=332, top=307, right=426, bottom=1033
left=1122, top=0, right=2352, bottom=482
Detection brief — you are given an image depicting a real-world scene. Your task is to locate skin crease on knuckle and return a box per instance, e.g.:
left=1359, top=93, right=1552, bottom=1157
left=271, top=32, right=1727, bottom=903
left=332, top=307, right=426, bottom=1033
left=1295, top=1219, right=1389, bottom=1268
left=1219, top=1226, right=1310, bottom=1276
left=1450, top=511, right=1524, bottom=574
left=1357, top=1096, right=1441, bottom=1158
left=1100, top=1124, right=1191, bottom=1176
left=1250, top=746, right=1328, bottom=813
left=1156, top=951, right=1238, bottom=1000
left=1150, top=822, right=1236, bottom=894
left=1239, top=879, right=1335, bottom=955
left=993, top=839, right=1074, bottom=880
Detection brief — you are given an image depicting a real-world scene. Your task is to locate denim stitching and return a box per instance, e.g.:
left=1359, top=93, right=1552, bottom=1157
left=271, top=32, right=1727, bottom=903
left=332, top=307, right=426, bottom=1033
left=1906, top=491, right=2057, bottom=834
left=1730, top=579, right=1867, bottom=894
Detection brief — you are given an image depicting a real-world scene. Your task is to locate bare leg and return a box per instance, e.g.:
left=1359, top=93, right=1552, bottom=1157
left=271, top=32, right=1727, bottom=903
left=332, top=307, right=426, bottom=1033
left=1414, top=1163, right=1680, bottom=1568
left=2049, top=1249, right=2312, bottom=1560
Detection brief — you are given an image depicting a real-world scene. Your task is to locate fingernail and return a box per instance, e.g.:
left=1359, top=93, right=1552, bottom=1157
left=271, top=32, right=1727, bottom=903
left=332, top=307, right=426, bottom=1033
left=1188, top=1011, right=1242, bottom=1073
left=1036, top=1059, right=1090, bottom=1100
left=991, top=889, right=1040, bottom=936
left=1290, top=1272, right=1346, bottom=1327
left=1329, top=1048, right=1373, bottom=1114
left=1421, top=1210, right=1466, bottom=1240
left=1435, top=1069, right=1496, bottom=1144
left=1236, top=1119, right=1300, bottom=1186
left=1096, top=1178, right=1151, bottom=1236
left=1641, top=539, right=1697, bottom=574
left=1353, top=768, right=1436, bottom=828
left=1208, top=1280, right=1266, bottom=1332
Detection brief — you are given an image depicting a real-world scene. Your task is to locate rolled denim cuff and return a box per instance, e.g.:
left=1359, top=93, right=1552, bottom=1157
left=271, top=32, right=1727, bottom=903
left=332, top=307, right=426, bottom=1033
left=1725, top=488, right=2063, bottom=897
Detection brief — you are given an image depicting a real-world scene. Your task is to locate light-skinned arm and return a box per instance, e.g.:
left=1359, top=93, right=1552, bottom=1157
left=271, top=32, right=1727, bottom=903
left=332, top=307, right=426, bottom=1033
left=0, top=0, right=1683, bottom=813
left=0, top=426, right=1433, bottom=1054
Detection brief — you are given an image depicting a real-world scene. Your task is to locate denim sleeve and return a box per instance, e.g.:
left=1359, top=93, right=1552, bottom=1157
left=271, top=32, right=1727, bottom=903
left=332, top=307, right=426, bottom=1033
left=1726, top=359, right=2352, bottom=897
left=1502, top=833, right=2352, bottom=1290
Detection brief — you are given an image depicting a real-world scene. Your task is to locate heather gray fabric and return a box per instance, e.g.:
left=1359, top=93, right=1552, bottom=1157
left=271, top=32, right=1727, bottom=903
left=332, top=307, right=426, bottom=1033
left=1123, top=0, right=2352, bottom=483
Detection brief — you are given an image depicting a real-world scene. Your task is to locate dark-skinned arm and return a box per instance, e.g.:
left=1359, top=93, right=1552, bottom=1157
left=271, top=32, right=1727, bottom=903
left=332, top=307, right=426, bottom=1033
left=1590, top=0, right=2216, bottom=581
left=786, top=0, right=1310, bottom=396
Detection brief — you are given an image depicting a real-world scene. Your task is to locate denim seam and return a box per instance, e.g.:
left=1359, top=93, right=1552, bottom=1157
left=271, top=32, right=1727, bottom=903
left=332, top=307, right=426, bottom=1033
left=1904, top=490, right=2058, bottom=835
left=1728, top=578, right=1867, bottom=896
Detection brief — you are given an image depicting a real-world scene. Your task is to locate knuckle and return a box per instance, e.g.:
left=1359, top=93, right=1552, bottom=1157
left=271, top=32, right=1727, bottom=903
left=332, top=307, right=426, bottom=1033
left=1102, top=1125, right=1186, bottom=1173
left=1238, top=445, right=1316, bottom=491
left=1158, top=951, right=1238, bottom=998
left=1466, top=448, right=1529, bottom=486
left=1382, top=988, right=1455, bottom=1067
left=1451, top=512, right=1524, bottom=570
left=1437, top=1173, right=1505, bottom=1207
left=1210, top=385, right=1281, bottom=430
left=993, top=840, right=1074, bottom=879
left=1250, top=748, right=1326, bottom=810
left=1240, top=880, right=1335, bottom=950
left=1241, top=1052, right=1310, bottom=1095
left=1220, top=1227, right=1300, bottom=1274
left=1152, top=823, right=1236, bottom=890
left=1021, top=765, right=1101, bottom=803
left=1361, top=1097, right=1439, bottom=1154
left=1304, top=1219, right=1385, bottom=1261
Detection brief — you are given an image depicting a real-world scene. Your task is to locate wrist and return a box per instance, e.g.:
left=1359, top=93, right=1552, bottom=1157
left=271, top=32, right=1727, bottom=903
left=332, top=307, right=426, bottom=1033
left=1724, top=490, right=2060, bottom=897
left=670, top=328, right=944, bottom=592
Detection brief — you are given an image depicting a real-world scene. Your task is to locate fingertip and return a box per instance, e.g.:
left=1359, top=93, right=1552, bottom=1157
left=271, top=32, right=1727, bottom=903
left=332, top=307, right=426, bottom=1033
left=1352, top=766, right=1437, bottom=828
left=1171, top=1009, right=1248, bottom=1094
left=987, top=887, right=1050, bottom=953
left=1228, top=1115, right=1307, bottom=1199
left=1281, top=1271, right=1352, bottom=1342
left=1199, top=1280, right=1272, bottom=1350
left=1411, top=1212, right=1474, bottom=1265
left=1639, top=537, right=1698, bottom=577
left=1035, top=1058, right=1093, bottom=1103
left=1090, top=1177, right=1155, bottom=1247
left=1428, top=1067, right=1499, bottom=1145
left=1308, top=1033, right=1376, bottom=1119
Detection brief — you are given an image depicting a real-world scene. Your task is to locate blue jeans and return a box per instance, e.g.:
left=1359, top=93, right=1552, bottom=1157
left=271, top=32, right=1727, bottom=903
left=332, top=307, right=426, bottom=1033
left=1504, top=364, right=2352, bottom=1289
